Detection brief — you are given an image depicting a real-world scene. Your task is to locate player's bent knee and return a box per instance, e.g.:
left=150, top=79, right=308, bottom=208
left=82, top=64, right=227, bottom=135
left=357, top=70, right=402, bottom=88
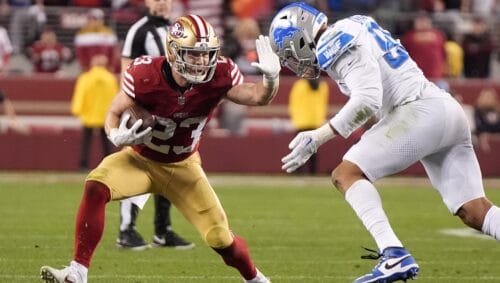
left=84, top=180, right=111, bottom=203
left=204, top=225, right=233, bottom=249
left=332, top=162, right=364, bottom=194
left=331, top=169, right=343, bottom=192
left=457, top=197, right=492, bottom=230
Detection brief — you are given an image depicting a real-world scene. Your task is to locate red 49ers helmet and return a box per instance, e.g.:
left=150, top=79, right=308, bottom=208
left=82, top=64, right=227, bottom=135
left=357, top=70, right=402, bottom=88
left=166, top=15, right=220, bottom=83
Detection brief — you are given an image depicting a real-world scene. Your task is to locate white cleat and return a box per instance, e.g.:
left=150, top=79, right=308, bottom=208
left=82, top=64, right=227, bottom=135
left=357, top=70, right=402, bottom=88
left=244, top=268, right=271, bottom=283
left=40, top=261, right=87, bottom=283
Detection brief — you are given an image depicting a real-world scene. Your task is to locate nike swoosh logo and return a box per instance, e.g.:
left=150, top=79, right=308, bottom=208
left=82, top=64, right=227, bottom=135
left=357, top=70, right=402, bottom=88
left=384, top=255, right=411, bottom=269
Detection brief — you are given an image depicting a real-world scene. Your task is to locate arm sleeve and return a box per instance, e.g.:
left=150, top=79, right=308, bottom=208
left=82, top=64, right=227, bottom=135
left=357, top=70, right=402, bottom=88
left=329, top=48, right=382, bottom=138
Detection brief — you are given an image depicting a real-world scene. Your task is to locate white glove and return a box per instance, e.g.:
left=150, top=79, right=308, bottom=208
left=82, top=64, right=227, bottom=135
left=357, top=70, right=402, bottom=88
left=281, top=131, right=319, bottom=173
left=251, top=35, right=281, bottom=85
left=107, top=113, right=153, bottom=147
left=281, top=124, right=336, bottom=173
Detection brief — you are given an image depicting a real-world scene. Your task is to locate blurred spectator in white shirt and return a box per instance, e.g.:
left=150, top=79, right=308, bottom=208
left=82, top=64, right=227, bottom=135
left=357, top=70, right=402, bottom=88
left=461, top=0, right=498, bottom=16
left=0, top=25, right=13, bottom=73
left=6, top=0, right=46, bottom=54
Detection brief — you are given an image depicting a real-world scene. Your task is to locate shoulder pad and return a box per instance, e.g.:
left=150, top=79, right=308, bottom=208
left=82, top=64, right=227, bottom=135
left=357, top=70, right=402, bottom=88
left=316, top=17, right=364, bottom=69
left=126, top=56, right=159, bottom=81
left=122, top=56, right=164, bottom=98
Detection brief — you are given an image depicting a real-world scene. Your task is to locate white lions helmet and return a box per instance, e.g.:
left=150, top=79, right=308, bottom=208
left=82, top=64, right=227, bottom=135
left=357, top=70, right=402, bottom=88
left=269, top=2, right=327, bottom=79
left=166, top=15, right=219, bottom=83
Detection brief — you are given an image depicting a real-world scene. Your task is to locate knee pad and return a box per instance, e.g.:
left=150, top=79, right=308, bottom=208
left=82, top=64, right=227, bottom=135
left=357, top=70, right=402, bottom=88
left=204, top=225, right=233, bottom=248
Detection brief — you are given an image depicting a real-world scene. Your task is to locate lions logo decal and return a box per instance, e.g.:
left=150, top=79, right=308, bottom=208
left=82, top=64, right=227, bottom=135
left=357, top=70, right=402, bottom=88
left=272, top=20, right=300, bottom=49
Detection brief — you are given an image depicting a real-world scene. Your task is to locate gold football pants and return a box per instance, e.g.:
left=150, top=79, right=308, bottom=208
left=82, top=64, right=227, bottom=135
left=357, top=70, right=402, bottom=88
left=86, top=147, right=232, bottom=248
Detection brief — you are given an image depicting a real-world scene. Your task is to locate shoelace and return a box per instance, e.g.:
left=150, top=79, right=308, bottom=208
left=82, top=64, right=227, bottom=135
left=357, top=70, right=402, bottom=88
left=360, top=247, right=383, bottom=260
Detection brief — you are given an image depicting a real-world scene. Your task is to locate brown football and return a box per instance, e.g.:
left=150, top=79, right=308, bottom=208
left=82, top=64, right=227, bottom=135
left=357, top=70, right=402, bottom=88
left=123, top=104, right=156, bottom=131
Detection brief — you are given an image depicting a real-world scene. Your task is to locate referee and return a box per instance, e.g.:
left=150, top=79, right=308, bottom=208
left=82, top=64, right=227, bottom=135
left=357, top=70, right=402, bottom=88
left=116, top=0, right=194, bottom=250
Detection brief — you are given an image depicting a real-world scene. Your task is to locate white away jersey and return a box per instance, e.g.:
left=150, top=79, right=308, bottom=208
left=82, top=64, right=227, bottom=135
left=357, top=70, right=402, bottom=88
left=316, top=15, right=431, bottom=137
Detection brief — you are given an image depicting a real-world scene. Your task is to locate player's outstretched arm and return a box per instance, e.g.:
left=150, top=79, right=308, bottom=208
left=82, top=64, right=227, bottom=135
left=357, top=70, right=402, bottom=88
left=226, top=35, right=281, bottom=106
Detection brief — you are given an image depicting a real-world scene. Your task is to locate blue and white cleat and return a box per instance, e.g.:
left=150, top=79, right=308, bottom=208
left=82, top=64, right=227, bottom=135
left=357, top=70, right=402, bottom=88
left=353, top=247, right=419, bottom=283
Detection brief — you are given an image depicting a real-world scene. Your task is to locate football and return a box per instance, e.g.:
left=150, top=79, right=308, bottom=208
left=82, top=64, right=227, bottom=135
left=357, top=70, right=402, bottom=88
left=122, top=104, right=156, bottom=131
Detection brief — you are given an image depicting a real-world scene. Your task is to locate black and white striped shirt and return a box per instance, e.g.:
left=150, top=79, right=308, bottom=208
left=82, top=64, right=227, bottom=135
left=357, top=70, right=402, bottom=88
left=121, top=15, right=170, bottom=59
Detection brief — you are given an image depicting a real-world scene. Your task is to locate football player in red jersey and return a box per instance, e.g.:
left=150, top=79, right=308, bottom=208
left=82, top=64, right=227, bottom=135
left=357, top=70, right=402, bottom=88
left=40, top=14, right=280, bottom=283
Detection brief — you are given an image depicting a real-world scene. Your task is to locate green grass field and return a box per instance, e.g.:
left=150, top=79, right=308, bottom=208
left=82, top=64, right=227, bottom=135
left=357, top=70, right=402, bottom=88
left=0, top=173, right=499, bottom=283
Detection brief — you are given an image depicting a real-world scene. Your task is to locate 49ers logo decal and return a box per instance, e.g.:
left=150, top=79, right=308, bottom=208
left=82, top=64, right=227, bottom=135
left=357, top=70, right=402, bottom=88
left=170, top=22, right=186, bottom=38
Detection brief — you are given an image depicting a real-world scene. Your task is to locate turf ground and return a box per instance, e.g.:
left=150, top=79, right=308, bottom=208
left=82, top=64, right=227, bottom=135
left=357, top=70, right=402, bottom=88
left=0, top=173, right=499, bottom=283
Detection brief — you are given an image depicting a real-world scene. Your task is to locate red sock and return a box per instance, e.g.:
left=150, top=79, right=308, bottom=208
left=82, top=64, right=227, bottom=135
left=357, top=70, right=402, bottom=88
left=213, top=235, right=257, bottom=280
left=73, top=181, right=110, bottom=268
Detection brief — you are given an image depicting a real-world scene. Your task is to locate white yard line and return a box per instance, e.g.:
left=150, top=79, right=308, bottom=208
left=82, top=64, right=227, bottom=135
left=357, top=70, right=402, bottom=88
left=439, top=228, right=495, bottom=240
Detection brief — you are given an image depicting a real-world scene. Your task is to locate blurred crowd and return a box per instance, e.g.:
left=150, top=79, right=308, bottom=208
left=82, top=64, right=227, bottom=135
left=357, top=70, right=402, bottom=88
left=0, top=0, right=498, bottom=77
left=0, top=0, right=499, bottom=153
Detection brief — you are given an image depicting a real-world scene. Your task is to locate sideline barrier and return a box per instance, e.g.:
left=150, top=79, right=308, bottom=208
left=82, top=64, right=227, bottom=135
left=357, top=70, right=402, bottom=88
left=2, top=75, right=499, bottom=117
left=0, top=129, right=498, bottom=176
left=0, top=75, right=498, bottom=175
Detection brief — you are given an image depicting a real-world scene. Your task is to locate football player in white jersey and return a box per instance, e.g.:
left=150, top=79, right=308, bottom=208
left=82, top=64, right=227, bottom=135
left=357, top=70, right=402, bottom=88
left=270, top=2, right=500, bottom=283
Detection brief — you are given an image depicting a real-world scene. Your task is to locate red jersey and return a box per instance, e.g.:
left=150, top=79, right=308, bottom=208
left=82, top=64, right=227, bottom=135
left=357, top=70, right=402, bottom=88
left=74, top=26, right=117, bottom=71
left=122, top=55, right=244, bottom=163
left=401, top=28, right=446, bottom=80
left=30, top=42, right=68, bottom=73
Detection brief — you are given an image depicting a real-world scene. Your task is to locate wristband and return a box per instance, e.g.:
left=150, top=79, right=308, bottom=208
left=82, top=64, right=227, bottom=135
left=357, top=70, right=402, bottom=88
left=313, top=123, right=336, bottom=145
left=263, top=73, right=279, bottom=89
